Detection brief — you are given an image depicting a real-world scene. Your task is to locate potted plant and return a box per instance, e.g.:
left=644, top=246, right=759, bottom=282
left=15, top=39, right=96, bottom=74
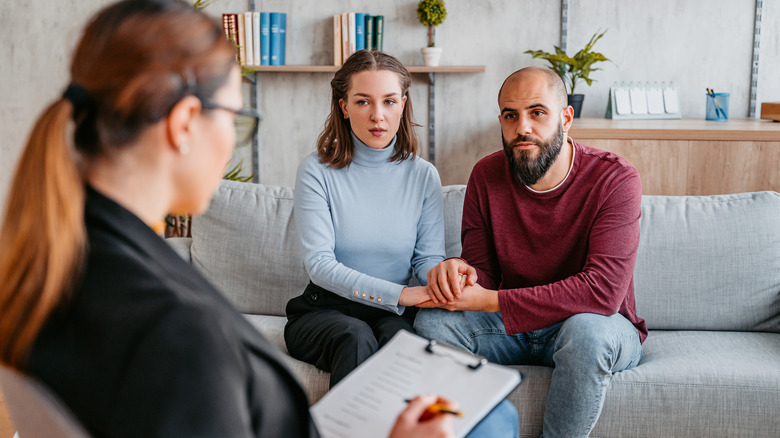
left=417, top=0, right=447, bottom=66
left=524, top=30, right=610, bottom=117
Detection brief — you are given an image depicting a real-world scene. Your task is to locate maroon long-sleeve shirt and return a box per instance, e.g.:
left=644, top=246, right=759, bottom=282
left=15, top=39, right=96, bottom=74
left=461, top=139, right=647, bottom=343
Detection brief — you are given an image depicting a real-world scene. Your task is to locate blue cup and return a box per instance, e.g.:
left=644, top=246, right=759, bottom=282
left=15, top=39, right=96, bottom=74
left=705, top=93, right=729, bottom=121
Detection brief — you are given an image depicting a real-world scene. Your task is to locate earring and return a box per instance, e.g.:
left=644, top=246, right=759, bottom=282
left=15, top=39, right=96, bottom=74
left=179, top=143, right=190, bottom=155
left=343, top=114, right=348, bottom=119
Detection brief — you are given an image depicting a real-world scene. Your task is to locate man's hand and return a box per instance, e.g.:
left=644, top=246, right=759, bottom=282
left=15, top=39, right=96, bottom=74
left=426, top=259, right=478, bottom=304
left=417, top=283, right=500, bottom=313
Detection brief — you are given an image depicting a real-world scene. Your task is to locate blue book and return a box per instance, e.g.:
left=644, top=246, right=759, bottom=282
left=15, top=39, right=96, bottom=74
left=260, top=12, right=270, bottom=65
left=270, top=12, right=281, bottom=66
left=355, top=13, right=366, bottom=51
left=279, top=13, right=287, bottom=65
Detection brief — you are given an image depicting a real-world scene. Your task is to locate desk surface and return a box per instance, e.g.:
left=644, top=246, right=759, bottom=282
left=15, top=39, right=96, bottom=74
left=568, top=118, right=780, bottom=141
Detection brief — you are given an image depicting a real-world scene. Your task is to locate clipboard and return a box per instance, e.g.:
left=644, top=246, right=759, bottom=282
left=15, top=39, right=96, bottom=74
left=311, top=330, right=522, bottom=438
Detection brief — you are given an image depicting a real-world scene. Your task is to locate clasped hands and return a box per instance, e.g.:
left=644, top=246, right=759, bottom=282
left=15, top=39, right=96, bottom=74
left=399, top=259, right=500, bottom=312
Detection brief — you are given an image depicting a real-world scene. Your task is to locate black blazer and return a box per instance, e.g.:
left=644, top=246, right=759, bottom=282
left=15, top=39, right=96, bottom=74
left=28, top=187, right=317, bottom=438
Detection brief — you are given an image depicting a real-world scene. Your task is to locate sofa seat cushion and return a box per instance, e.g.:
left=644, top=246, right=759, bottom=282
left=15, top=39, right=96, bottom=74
left=593, top=331, right=780, bottom=437
left=243, top=314, right=330, bottom=404
left=500, top=331, right=780, bottom=437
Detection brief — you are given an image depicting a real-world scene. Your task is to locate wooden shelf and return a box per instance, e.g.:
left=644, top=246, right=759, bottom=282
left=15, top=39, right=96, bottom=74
left=246, top=65, right=486, bottom=73
left=569, top=117, right=780, bottom=142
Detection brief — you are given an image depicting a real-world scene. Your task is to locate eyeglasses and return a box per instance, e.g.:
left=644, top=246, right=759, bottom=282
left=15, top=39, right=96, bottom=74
left=201, top=100, right=260, bottom=146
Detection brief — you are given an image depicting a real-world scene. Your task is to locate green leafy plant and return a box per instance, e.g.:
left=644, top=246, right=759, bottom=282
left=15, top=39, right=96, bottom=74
left=187, top=0, right=217, bottom=10
left=417, top=0, right=447, bottom=47
left=524, top=30, right=610, bottom=95
left=223, top=160, right=254, bottom=183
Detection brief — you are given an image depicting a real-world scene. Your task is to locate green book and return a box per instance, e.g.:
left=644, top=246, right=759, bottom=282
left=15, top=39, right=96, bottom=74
left=365, top=14, right=373, bottom=51
left=373, top=15, right=384, bottom=51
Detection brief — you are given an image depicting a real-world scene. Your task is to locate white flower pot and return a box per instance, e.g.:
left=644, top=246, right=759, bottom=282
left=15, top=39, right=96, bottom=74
left=421, top=47, right=443, bottom=67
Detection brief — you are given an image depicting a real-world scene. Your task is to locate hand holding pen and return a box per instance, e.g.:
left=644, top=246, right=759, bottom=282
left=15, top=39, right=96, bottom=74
left=390, top=395, right=458, bottom=438
left=405, top=396, right=464, bottom=419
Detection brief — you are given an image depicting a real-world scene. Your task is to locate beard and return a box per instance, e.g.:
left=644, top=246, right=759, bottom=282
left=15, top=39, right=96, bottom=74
left=502, top=121, right=565, bottom=186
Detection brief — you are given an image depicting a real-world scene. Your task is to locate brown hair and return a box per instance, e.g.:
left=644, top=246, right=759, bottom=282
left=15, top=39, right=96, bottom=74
left=0, top=0, right=235, bottom=368
left=317, top=50, right=419, bottom=168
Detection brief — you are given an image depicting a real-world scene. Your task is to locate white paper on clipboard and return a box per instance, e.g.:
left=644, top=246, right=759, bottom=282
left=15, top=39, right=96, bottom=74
left=311, top=330, right=522, bottom=438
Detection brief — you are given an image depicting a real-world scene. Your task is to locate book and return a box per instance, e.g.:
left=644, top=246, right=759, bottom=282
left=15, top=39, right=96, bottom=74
left=237, top=13, right=246, bottom=65
left=222, top=13, right=239, bottom=63
left=365, top=14, right=373, bottom=52
left=355, top=13, right=367, bottom=51
left=278, top=13, right=287, bottom=65
left=347, top=12, right=356, bottom=59
left=270, top=13, right=281, bottom=65
left=243, top=11, right=254, bottom=66
left=373, top=15, right=384, bottom=51
left=341, top=12, right=349, bottom=62
left=260, top=12, right=270, bottom=65
left=311, top=331, right=522, bottom=438
left=333, top=14, right=342, bottom=65
left=252, top=12, right=260, bottom=67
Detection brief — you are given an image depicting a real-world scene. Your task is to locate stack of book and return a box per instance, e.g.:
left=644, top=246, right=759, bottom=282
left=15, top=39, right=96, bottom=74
left=333, top=13, right=384, bottom=65
left=222, top=12, right=286, bottom=66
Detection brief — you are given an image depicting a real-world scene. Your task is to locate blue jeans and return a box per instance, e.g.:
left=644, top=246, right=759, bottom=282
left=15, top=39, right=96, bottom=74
left=415, top=310, right=642, bottom=438
left=466, top=399, right=518, bottom=438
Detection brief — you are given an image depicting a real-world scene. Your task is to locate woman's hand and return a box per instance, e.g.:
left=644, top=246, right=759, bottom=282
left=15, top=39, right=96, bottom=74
left=398, top=286, right=433, bottom=307
left=388, top=395, right=454, bottom=438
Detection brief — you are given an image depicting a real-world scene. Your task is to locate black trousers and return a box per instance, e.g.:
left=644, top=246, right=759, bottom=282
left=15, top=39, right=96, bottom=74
left=284, top=282, right=417, bottom=388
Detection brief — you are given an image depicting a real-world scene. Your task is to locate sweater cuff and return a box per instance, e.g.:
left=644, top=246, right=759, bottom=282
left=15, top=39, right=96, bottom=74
left=497, top=289, right=521, bottom=335
left=351, top=280, right=404, bottom=315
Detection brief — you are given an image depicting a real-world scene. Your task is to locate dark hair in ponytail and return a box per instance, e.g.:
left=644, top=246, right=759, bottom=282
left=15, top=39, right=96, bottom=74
left=0, top=0, right=235, bottom=368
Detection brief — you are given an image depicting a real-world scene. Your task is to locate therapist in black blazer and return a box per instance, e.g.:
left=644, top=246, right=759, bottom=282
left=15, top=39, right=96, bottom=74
left=0, top=1, right=455, bottom=437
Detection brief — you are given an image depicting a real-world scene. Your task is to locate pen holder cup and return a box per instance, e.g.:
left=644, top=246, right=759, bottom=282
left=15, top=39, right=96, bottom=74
left=706, top=93, right=730, bottom=121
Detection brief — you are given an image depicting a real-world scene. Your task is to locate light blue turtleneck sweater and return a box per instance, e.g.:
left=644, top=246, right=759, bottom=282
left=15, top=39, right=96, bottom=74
left=294, top=134, right=445, bottom=315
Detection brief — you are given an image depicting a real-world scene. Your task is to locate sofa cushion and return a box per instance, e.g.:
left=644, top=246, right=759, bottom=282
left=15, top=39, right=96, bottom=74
left=191, top=180, right=308, bottom=315
left=506, top=331, right=780, bottom=438
left=594, top=330, right=780, bottom=437
left=442, top=185, right=466, bottom=258
left=634, top=191, right=780, bottom=332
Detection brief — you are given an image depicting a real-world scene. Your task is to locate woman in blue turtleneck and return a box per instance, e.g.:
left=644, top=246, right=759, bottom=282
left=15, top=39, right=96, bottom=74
left=284, top=51, right=445, bottom=387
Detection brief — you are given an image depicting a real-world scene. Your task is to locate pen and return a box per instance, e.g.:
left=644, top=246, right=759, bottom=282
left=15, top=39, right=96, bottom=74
left=404, top=399, right=464, bottom=417
left=706, top=88, right=726, bottom=119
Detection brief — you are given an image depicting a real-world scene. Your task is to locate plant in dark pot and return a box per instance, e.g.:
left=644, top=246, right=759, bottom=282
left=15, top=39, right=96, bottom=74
left=524, top=30, right=610, bottom=118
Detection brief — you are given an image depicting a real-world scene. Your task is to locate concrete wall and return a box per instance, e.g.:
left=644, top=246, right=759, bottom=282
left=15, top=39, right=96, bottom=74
left=2, top=0, right=779, bottom=213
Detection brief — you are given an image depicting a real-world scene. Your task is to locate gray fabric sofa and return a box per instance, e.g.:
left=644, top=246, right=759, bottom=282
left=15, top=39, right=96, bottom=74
left=168, top=179, right=780, bottom=437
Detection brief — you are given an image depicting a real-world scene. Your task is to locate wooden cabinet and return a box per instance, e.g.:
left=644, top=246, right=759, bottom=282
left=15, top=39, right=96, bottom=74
left=568, top=118, right=780, bottom=196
